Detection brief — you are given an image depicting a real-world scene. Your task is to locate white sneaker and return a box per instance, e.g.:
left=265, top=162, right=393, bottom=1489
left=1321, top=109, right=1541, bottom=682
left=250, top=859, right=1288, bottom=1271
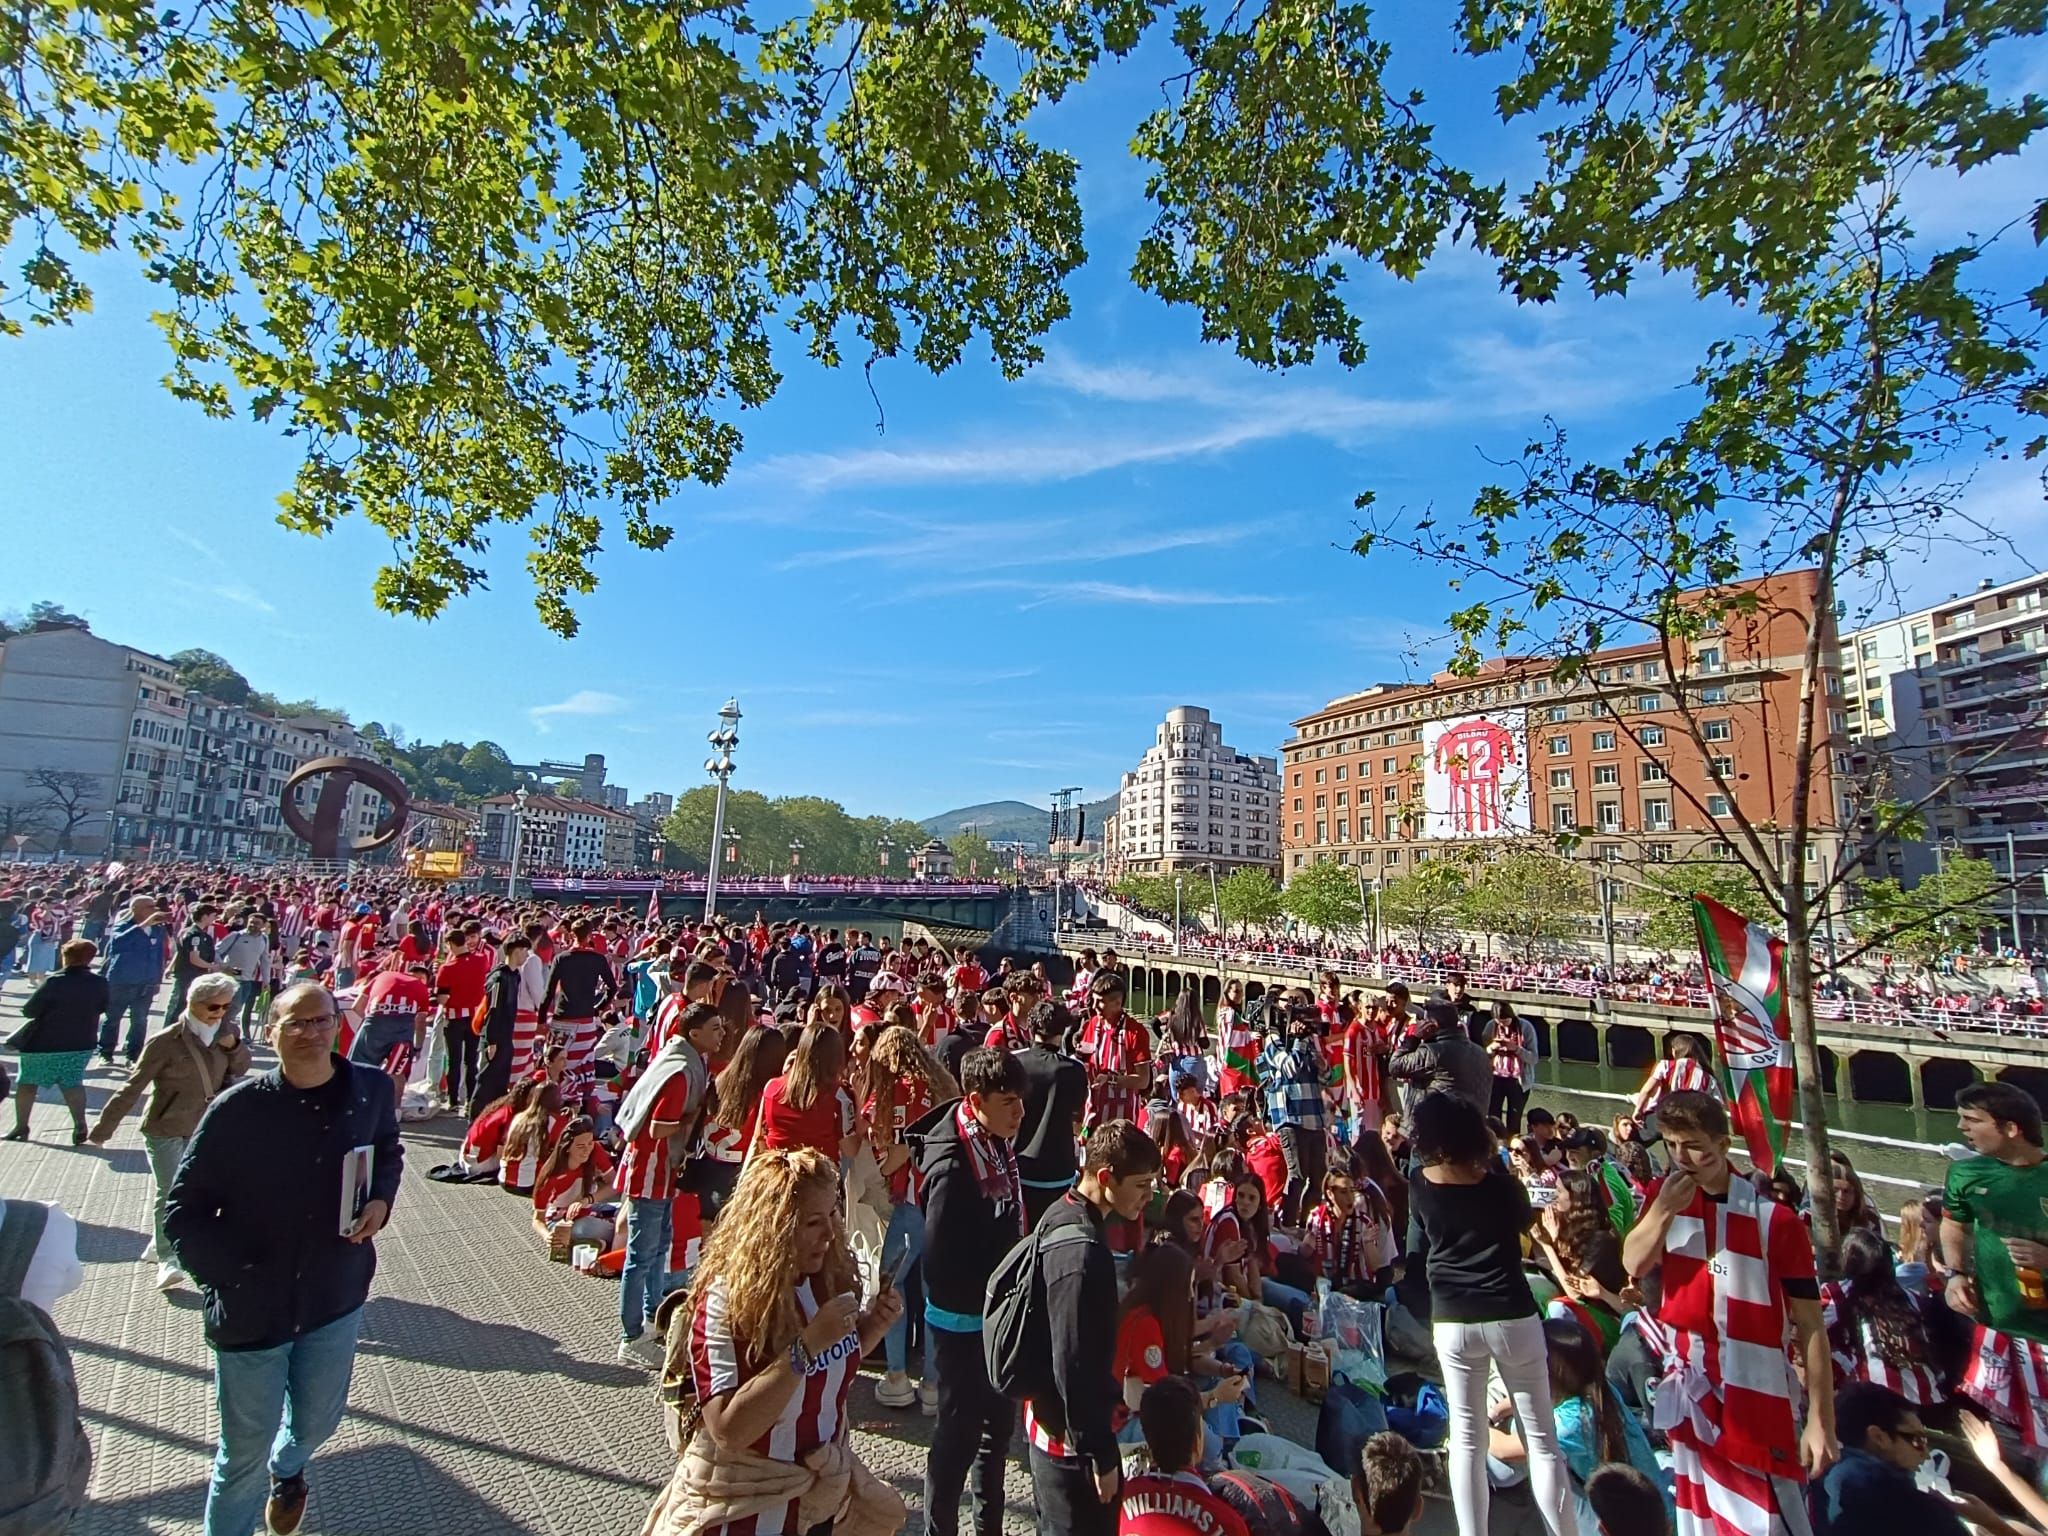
left=156, top=1263, right=186, bottom=1291
left=617, top=1335, right=663, bottom=1367
left=142, top=1240, right=158, bottom=1262
left=874, top=1372, right=917, bottom=1409
left=919, top=1379, right=939, bottom=1417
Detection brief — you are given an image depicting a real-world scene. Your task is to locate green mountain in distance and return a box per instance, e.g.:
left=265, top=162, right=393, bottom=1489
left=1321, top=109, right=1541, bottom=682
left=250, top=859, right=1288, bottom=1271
left=921, top=795, right=1118, bottom=851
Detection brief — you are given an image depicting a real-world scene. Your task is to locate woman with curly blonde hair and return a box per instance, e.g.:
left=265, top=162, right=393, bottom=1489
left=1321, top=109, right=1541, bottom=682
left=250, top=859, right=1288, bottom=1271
left=858, top=1025, right=960, bottom=1410
left=646, top=1147, right=907, bottom=1536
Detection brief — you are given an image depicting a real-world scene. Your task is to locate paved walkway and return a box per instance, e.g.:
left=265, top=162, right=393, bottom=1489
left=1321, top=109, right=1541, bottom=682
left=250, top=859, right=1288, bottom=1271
left=1, top=986, right=1355, bottom=1536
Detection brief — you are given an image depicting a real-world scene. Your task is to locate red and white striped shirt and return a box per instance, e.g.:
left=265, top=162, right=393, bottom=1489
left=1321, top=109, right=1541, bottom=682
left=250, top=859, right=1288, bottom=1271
left=866, top=1075, right=933, bottom=1205
left=1653, top=1174, right=1810, bottom=1478
left=1302, top=1197, right=1395, bottom=1285
left=616, top=1074, right=692, bottom=1201
left=1342, top=1018, right=1385, bottom=1113
left=689, top=1275, right=860, bottom=1534
left=1962, top=1325, right=2048, bottom=1450
left=1077, top=1013, right=1151, bottom=1127
left=1643, top=1055, right=1717, bottom=1109
left=1821, top=1281, right=1944, bottom=1406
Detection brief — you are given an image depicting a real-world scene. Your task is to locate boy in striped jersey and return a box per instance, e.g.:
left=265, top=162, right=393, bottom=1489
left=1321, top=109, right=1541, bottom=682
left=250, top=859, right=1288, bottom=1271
left=1623, top=1090, right=1836, bottom=1536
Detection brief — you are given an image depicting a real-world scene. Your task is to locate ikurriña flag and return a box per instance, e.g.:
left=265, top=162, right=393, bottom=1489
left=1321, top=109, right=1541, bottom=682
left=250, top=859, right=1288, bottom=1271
left=1690, top=892, right=1795, bottom=1175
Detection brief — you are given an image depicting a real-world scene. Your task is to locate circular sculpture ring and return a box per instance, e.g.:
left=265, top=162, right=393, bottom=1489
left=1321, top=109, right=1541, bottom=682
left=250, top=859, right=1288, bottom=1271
left=281, top=755, right=411, bottom=858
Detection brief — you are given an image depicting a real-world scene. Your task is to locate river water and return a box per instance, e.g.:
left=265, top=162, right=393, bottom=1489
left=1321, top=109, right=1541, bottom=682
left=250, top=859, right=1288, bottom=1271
left=1126, top=985, right=1958, bottom=1207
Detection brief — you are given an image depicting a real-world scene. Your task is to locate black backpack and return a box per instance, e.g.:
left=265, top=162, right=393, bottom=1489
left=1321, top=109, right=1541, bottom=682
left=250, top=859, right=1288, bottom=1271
left=981, top=1220, right=1094, bottom=1400
left=0, top=1200, right=91, bottom=1536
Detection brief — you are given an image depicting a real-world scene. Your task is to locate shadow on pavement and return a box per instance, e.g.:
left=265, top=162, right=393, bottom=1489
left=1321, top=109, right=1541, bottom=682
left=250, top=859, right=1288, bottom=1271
left=73, top=1219, right=149, bottom=1265
left=358, top=1296, right=650, bottom=1388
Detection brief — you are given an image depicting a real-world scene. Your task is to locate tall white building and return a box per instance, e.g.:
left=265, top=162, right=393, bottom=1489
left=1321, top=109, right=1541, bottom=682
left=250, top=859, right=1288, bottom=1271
left=1843, top=569, right=2048, bottom=941
left=1112, top=705, right=1281, bottom=873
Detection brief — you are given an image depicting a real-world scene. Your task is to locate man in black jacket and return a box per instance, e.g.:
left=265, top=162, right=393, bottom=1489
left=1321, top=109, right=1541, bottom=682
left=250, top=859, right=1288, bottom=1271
left=165, top=981, right=403, bottom=1536
left=1025, top=1119, right=1161, bottom=1536
left=164, top=902, right=219, bottom=1028
left=914, top=1048, right=1029, bottom=1536
left=465, top=933, right=531, bottom=1119
left=1012, top=999, right=1090, bottom=1227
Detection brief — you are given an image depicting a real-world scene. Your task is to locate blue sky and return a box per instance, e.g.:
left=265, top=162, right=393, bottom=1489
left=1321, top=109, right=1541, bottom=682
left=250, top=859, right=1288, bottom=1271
left=3, top=24, right=2043, bottom=820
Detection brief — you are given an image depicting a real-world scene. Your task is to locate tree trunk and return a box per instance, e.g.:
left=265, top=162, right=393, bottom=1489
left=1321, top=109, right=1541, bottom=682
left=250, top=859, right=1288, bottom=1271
left=1782, top=897, right=1842, bottom=1277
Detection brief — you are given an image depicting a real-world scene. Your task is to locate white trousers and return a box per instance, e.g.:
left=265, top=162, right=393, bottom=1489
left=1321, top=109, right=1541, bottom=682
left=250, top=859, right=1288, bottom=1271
left=1433, top=1313, right=1580, bottom=1536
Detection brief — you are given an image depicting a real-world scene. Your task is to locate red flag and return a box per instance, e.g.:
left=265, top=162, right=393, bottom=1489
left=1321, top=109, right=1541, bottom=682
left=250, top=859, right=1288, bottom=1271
left=646, top=884, right=661, bottom=929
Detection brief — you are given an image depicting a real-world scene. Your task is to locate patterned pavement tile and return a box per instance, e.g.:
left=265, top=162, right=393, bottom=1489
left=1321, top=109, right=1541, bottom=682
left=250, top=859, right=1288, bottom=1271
left=2, top=984, right=1401, bottom=1536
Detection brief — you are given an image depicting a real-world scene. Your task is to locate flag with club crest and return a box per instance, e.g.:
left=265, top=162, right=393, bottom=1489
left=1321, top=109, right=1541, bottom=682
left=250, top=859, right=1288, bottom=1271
left=646, top=884, right=661, bottom=930
left=1690, top=893, right=1795, bottom=1174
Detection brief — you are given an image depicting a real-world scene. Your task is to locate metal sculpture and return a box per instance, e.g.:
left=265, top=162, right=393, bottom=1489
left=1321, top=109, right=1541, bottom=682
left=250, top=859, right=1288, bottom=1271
left=280, top=755, right=411, bottom=858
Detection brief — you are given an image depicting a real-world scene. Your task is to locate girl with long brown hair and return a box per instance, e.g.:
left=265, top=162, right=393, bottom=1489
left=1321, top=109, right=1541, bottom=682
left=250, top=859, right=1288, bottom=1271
left=859, top=1025, right=959, bottom=1409
left=1113, top=1243, right=1251, bottom=1467
left=755, top=1021, right=860, bottom=1163
left=646, top=1148, right=906, bottom=1536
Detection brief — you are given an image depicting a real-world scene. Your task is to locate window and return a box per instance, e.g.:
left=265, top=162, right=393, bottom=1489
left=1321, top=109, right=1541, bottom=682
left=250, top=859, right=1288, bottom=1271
left=1703, top=718, right=1731, bottom=742
left=1549, top=768, right=1573, bottom=789
left=1552, top=804, right=1577, bottom=832
left=1314, top=769, right=1325, bottom=784
left=1385, top=849, right=1401, bottom=864
left=1699, top=686, right=1728, bottom=705
left=1866, top=697, right=1885, bottom=721
left=1640, top=725, right=1665, bottom=746
left=1636, top=693, right=1661, bottom=712
left=1358, top=761, right=1371, bottom=777
left=1593, top=763, right=1620, bottom=786
left=1639, top=760, right=1669, bottom=783
left=1711, top=756, right=1734, bottom=778
left=1910, top=622, right=1931, bottom=646
left=1335, top=791, right=1348, bottom=807
left=1697, top=646, right=1723, bottom=672
left=1548, top=735, right=1571, bottom=756
left=1707, top=793, right=1731, bottom=816
left=1292, top=823, right=1303, bottom=840
left=1292, top=797, right=1303, bottom=813
left=1315, top=822, right=1328, bottom=843
left=1547, top=706, right=1568, bottom=723
left=1643, top=798, right=1672, bottom=830
left=1592, top=731, right=1617, bottom=751
left=1383, top=758, right=1397, bottom=774
left=1314, top=794, right=1326, bottom=810
left=1336, top=820, right=1349, bottom=841
left=1595, top=802, right=1621, bottom=831
left=1335, top=765, right=1347, bottom=780
left=1647, top=843, right=1674, bottom=863
left=1383, top=786, right=1398, bottom=803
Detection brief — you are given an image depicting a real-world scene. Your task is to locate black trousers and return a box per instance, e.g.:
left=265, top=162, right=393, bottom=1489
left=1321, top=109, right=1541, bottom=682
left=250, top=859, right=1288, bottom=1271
left=1026, top=1445, right=1116, bottom=1536
left=442, top=1020, right=479, bottom=1110
left=467, top=1030, right=512, bottom=1122
left=924, top=1325, right=1015, bottom=1536
left=1489, top=1076, right=1528, bottom=1132
left=1277, top=1124, right=1328, bottom=1226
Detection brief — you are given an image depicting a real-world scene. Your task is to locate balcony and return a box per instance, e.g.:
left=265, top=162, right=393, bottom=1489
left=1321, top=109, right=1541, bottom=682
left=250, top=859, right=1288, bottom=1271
left=1938, top=632, right=2048, bottom=675
left=1957, top=781, right=2048, bottom=806
left=1959, top=820, right=2048, bottom=843
left=1944, top=714, right=2032, bottom=743
left=1945, top=671, right=2047, bottom=707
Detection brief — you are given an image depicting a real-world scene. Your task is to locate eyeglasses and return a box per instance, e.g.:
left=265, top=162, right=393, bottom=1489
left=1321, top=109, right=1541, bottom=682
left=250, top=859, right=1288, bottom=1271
left=277, top=1012, right=338, bottom=1034
left=1896, top=1429, right=1929, bottom=1450
left=192, top=1000, right=232, bottom=1015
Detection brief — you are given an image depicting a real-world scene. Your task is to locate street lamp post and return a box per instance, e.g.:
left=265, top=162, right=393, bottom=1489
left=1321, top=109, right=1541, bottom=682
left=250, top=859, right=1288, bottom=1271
left=1173, top=872, right=1184, bottom=956
left=877, top=836, right=895, bottom=873
left=703, top=698, right=742, bottom=921
left=789, top=837, right=804, bottom=871
left=724, top=828, right=742, bottom=875
left=507, top=785, right=529, bottom=899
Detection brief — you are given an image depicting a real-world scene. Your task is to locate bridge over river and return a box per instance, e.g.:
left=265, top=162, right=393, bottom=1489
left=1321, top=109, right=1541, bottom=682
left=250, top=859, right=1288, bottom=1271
left=1057, top=936, right=2048, bottom=1115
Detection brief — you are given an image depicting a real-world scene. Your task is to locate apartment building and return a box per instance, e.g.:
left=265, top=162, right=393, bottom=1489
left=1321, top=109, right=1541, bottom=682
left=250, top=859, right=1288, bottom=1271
left=1844, top=569, right=2048, bottom=941
left=478, top=792, right=636, bottom=870
left=0, top=625, right=391, bottom=859
left=1282, top=570, right=1848, bottom=893
left=1113, top=705, right=1282, bottom=873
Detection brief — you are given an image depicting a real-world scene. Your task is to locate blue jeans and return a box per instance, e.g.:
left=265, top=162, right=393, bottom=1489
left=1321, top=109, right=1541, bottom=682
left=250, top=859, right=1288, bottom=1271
left=620, top=1196, right=673, bottom=1343
left=234, top=978, right=262, bottom=1033
left=145, top=1133, right=187, bottom=1257
left=205, top=1306, right=362, bottom=1536
left=1262, top=1278, right=1312, bottom=1339
left=100, top=981, right=158, bottom=1059
left=881, top=1201, right=925, bottom=1375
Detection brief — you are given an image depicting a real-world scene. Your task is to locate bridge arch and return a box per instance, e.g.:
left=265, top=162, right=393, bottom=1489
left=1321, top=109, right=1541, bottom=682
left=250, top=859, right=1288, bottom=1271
left=1847, top=1051, right=1912, bottom=1107
left=1605, top=1025, right=1656, bottom=1073
left=1921, top=1057, right=1978, bottom=1111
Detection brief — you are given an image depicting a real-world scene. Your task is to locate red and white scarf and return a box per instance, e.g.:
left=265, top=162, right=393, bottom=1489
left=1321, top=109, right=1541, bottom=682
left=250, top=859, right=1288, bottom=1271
left=957, top=1101, right=1025, bottom=1236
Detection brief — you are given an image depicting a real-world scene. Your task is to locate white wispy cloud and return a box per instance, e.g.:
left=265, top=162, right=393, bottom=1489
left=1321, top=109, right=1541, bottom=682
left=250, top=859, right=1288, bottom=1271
left=528, top=689, right=628, bottom=732
left=752, top=334, right=1637, bottom=494
left=928, top=578, right=1282, bottom=610
left=779, top=512, right=1260, bottom=573
left=163, top=528, right=280, bottom=616
left=785, top=709, right=921, bottom=728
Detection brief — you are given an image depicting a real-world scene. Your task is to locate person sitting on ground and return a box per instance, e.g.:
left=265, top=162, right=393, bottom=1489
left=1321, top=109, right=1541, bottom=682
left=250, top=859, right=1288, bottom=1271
left=1487, top=1318, right=1672, bottom=1528
left=1117, top=1376, right=1252, bottom=1536
left=1300, top=1167, right=1400, bottom=1300
left=1584, top=1465, right=1669, bottom=1536
left=1113, top=1244, right=1255, bottom=1468
left=1352, top=1431, right=1425, bottom=1536
left=438, top=1077, right=538, bottom=1182
left=1812, top=1382, right=2023, bottom=1536
left=499, top=1080, right=565, bottom=1196
left=531, top=1113, right=616, bottom=1250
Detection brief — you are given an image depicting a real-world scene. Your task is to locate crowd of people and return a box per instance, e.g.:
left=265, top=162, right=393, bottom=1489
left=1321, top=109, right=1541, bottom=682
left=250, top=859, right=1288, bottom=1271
left=9, top=860, right=2048, bottom=1536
